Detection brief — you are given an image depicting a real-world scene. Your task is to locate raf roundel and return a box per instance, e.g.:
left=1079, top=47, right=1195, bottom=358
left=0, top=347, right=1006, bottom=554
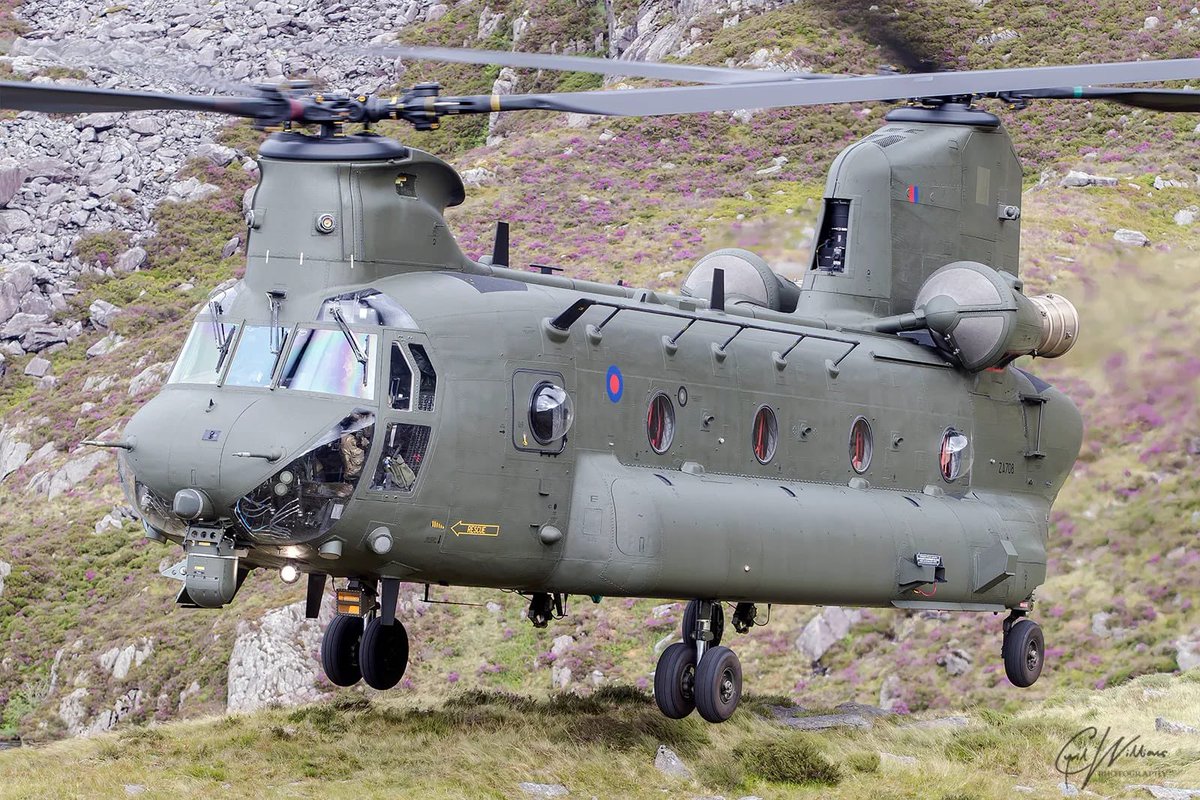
left=605, top=365, right=623, bottom=403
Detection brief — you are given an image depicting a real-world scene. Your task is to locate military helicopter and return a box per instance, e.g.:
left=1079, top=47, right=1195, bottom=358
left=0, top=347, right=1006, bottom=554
left=4, top=40, right=1199, bottom=724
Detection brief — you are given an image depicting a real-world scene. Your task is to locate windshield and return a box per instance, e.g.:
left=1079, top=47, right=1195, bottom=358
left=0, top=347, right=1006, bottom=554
left=168, top=317, right=237, bottom=385
left=279, top=327, right=377, bottom=399
left=225, top=325, right=287, bottom=388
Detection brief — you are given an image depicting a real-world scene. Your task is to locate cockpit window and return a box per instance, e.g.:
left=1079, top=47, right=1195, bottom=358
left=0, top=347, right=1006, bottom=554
left=225, top=326, right=287, bottom=388
left=279, top=327, right=378, bottom=399
left=318, top=290, right=418, bottom=329
left=409, top=344, right=437, bottom=411
left=389, top=342, right=413, bottom=410
left=169, top=317, right=238, bottom=385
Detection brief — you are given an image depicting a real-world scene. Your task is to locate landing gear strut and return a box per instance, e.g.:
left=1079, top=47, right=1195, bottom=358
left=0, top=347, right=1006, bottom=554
left=1002, top=611, right=1044, bottom=688
left=319, top=579, right=410, bottom=689
left=655, top=599, right=744, bottom=723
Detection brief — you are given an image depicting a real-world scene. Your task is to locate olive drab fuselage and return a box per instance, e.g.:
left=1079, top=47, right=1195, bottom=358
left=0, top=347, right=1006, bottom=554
left=121, top=114, right=1083, bottom=615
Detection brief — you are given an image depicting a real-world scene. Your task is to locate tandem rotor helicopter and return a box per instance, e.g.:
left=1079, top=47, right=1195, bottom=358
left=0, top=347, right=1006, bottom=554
left=4, top=31, right=1199, bottom=723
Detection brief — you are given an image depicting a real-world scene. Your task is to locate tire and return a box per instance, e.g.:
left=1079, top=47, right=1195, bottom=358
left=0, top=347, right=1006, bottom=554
left=654, top=642, right=697, bottom=719
left=682, top=600, right=724, bottom=647
left=359, top=617, right=410, bottom=691
left=694, top=646, right=742, bottom=723
left=1003, top=618, right=1044, bottom=688
left=321, top=614, right=364, bottom=687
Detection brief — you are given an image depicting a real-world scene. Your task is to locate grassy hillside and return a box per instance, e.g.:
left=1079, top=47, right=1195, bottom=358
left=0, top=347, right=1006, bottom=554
left=2, top=673, right=1199, bottom=798
left=0, top=0, right=1199, bottom=770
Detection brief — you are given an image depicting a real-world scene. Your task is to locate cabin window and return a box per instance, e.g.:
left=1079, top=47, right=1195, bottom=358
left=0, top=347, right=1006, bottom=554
left=529, top=382, right=574, bottom=444
left=849, top=417, right=873, bottom=474
left=939, top=427, right=972, bottom=482
left=409, top=344, right=437, bottom=411
left=279, top=327, right=377, bottom=400
left=225, top=325, right=288, bottom=388
left=752, top=405, right=779, bottom=464
left=647, top=393, right=675, bottom=454
left=389, top=342, right=413, bottom=410
left=169, top=317, right=237, bottom=385
left=813, top=198, right=850, bottom=273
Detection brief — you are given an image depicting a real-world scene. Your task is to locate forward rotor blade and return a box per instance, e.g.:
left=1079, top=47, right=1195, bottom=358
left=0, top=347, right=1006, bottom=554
left=0, top=81, right=294, bottom=119
left=375, top=43, right=841, bottom=85
left=474, top=58, right=1200, bottom=118
left=1014, top=86, right=1200, bottom=112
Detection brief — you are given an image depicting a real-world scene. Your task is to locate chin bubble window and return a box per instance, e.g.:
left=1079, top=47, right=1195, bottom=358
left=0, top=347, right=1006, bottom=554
left=647, top=392, right=675, bottom=454
left=849, top=416, right=873, bottom=474
left=939, top=427, right=972, bottom=482
left=752, top=405, right=779, bottom=464
left=529, top=382, right=574, bottom=444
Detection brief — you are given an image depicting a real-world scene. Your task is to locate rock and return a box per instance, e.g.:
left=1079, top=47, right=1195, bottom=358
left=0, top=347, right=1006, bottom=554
left=1175, top=633, right=1200, bottom=671
left=0, top=425, right=32, bottom=481
left=126, top=116, right=162, bottom=136
left=94, top=513, right=124, bottom=535
left=1175, top=207, right=1197, bottom=226
left=907, top=715, right=970, bottom=729
left=128, top=362, right=172, bottom=396
left=1153, top=175, right=1188, bottom=189
left=938, top=647, right=973, bottom=676
left=772, top=708, right=871, bottom=730
left=0, top=160, right=26, bottom=207
left=221, top=236, right=241, bottom=259
left=550, top=634, right=574, bottom=656
left=835, top=701, right=893, bottom=718
left=1114, top=228, right=1150, bottom=246
left=517, top=783, right=568, bottom=798
left=0, top=560, right=10, bottom=597
left=1155, top=717, right=1200, bottom=735
left=1060, top=170, right=1118, bottom=188
left=24, top=357, right=51, bottom=378
left=75, top=113, right=121, bottom=131
left=165, top=177, right=221, bottom=203
left=478, top=6, right=504, bottom=39
left=116, top=247, right=146, bottom=272
left=653, top=633, right=678, bottom=657
left=879, top=751, right=917, bottom=768
left=0, top=208, right=32, bottom=235
left=195, top=142, right=237, bottom=166
left=1125, top=786, right=1200, bottom=799
left=461, top=167, right=496, bottom=187
left=654, top=744, right=693, bottom=779
left=100, top=639, right=153, bottom=681
left=1144, top=15, right=1161, bottom=28
left=88, top=299, right=121, bottom=329
left=976, top=27, right=1020, bottom=46
left=426, top=3, right=448, bottom=21
left=58, top=688, right=89, bottom=735
left=47, top=450, right=111, bottom=499
left=226, top=599, right=331, bottom=713
left=795, top=606, right=858, bottom=662
left=1061, top=782, right=1080, bottom=796
left=124, top=786, right=147, bottom=797
left=87, top=333, right=126, bottom=358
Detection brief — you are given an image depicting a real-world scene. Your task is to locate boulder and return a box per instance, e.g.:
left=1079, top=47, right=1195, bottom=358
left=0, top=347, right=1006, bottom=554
left=517, top=784, right=568, bottom=799
left=1174, top=207, right=1197, bottom=226
left=0, top=425, right=31, bottom=481
left=46, top=450, right=111, bottom=499
left=937, top=647, right=973, bottom=676
left=796, top=606, right=860, bottom=662
left=0, top=559, right=10, bottom=597
left=23, top=356, right=51, bottom=378
left=88, top=299, right=121, bottom=329
left=226, top=598, right=332, bottom=713
left=0, top=160, right=26, bottom=207
left=1114, top=228, right=1150, bottom=246
left=653, top=745, right=693, bottom=779
left=194, top=142, right=237, bottom=166
left=116, top=247, right=146, bottom=272
left=128, top=362, right=172, bottom=396
left=99, top=639, right=153, bottom=681
left=221, top=236, right=240, bottom=259
left=165, top=177, right=221, bottom=203
left=1175, top=633, right=1200, bottom=671
left=1060, top=171, right=1118, bottom=188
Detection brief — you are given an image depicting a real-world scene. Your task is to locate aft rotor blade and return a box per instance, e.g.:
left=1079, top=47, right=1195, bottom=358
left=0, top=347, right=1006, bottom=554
left=375, top=43, right=842, bottom=85
left=1015, top=86, right=1200, bottom=112
left=475, top=58, right=1200, bottom=117
left=0, top=81, right=295, bottom=119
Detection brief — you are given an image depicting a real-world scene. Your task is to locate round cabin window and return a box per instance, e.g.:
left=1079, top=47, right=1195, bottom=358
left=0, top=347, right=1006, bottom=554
left=849, top=417, right=873, bottom=474
left=940, top=427, right=972, bottom=482
left=529, top=382, right=574, bottom=444
left=752, top=406, right=779, bottom=464
left=646, top=393, right=675, bottom=454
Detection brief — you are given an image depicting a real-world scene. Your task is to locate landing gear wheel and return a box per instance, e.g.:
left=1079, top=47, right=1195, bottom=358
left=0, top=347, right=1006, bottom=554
left=359, top=617, right=410, bottom=690
left=683, top=600, right=724, bottom=646
left=694, top=645, right=742, bottom=723
left=654, top=642, right=698, bottom=719
left=1003, top=618, right=1044, bottom=688
left=321, top=614, right=364, bottom=687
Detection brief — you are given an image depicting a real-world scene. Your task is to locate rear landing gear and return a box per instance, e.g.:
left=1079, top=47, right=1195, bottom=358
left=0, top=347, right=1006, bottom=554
left=1002, top=613, right=1044, bottom=688
left=655, top=600, right=744, bottom=723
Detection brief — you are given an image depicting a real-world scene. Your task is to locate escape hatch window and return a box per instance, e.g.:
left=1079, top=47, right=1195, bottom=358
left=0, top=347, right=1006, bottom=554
left=939, top=427, right=972, bottom=482
left=389, top=342, right=413, bottom=410
left=409, top=344, right=436, bottom=411
left=371, top=422, right=431, bottom=492
left=752, top=405, right=779, bottom=464
left=849, top=416, right=873, bottom=474
left=279, top=327, right=378, bottom=400
left=647, top=393, right=675, bottom=454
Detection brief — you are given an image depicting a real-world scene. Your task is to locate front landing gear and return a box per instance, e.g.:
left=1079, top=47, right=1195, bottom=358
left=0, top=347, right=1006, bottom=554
left=319, top=579, right=410, bottom=690
left=360, top=617, right=410, bottom=690
left=321, top=614, right=363, bottom=687
left=655, top=600, right=744, bottom=723
left=1002, top=613, right=1044, bottom=688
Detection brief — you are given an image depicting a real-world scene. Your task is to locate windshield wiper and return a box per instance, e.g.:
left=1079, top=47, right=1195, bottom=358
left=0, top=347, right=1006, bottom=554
left=208, top=300, right=234, bottom=371
left=328, top=305, right=369, bottom=386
